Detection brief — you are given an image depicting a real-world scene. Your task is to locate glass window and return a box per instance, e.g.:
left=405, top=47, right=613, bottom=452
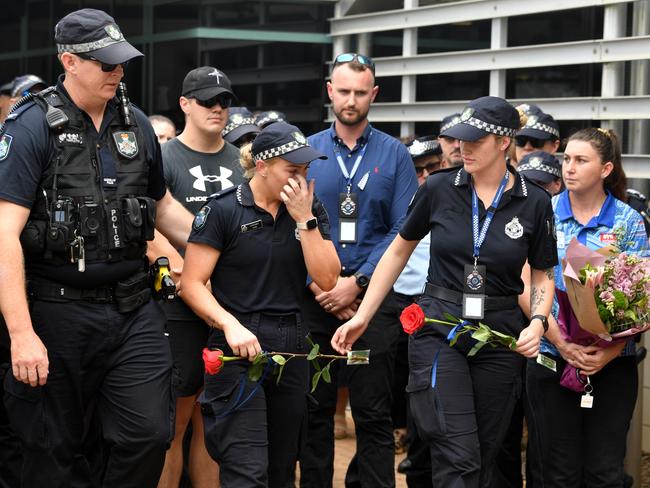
left=418, top=21, right=490, bottom=55
left=417, top=72, right=490, bottom=101
left=508, top=7, right=604, bottom=47
left=506, top=64, right=602, bottom=99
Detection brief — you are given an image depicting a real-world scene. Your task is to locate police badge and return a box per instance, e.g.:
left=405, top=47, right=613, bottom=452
left=460, top=107, right=474, bottom=122
left=292, top=131, right=307, bottom=145
left=193, top=205, right=211, bottom=230
left=112, top=131, right=139, bottom=159
left=505, top=216, right=524, bottom=239
left=0, top=134, right=13, bottom=161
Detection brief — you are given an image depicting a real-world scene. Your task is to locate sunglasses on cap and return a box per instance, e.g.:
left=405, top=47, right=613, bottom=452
left=76, top=53, right=127, bottom=72
left=334, top=53, right=375, bottom=73
left=515, top=136, right=545, bottom=149
left=191, top=94, right=233, bottom=109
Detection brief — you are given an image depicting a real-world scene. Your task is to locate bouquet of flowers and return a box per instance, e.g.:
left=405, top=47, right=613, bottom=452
left=400, top=303, right=518, bottom=356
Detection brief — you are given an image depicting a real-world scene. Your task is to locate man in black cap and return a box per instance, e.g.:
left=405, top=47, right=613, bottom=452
left=438, top=113, right=463, bottom=169
left=407, top=135, right=442, bottom=185
left=153, top=65, right=245, bottom=488
left=0, top=8, right=193, bottom=487
left=514, top=104, right=561, bottom=165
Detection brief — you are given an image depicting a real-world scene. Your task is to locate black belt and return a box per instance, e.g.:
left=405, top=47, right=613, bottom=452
left=28, top=280, right=116, bottom=303
left=424, top=283, right=518, bottom=311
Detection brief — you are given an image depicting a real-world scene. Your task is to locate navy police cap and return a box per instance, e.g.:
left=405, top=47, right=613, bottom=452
left=517, top=151, right=561, bottom=184
left=252, top=121, right=325, bottom=165
left=406, top=135, right=441, bottom=160
left=516, top=110, right=560, bottom=141
left=439, top=113, right=461, bottom=135
left=441, top=96, right=519, bottom=142
left=255, top=110, right=287, bottom=129
left=10, top=74, right=46, bottom=98
left=222, top=107, right=260, bottom=144
left=55, top=9, right=143, bottom=65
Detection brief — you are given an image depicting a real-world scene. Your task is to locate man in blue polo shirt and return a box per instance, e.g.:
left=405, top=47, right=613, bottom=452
left=299, top=53, right=418, bottom=488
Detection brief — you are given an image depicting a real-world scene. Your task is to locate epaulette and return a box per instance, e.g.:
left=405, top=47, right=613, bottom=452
left=207, top=185, right=238, bottom=201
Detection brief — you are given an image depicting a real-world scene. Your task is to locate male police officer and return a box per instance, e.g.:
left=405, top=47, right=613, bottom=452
left=438, top=113, right=463, bottom=169
left=300, top=53, right=418, bottom=488
left=0, top=9, right=193, bottom=487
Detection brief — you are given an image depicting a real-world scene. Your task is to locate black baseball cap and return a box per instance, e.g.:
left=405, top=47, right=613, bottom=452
left=55, top=9, right=143, bottom=65
left=439, top=113, right=461, bottom=135
left=406, top=135, right=442, bottom=161
left=517, top=151, right=561, bottom=184
left=440, top=96, right=519, bottom=142
left=10, top=75, right=46, bottom=98
left=255, top=110, right=287, bottom=128
left=222, top=107, right=260, bottom=144
left=182, top=66, right=237, bottom=102
left=516, top=111, right=560, bottom=141
left=252, top=121, right=325, bottom=165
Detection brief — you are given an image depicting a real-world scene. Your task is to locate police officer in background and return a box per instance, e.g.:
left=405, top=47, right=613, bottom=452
left=513, top=104, right=561, bottom=165
left=0, top=81, right=14, bottom=123
left=438, top=113, right=463, bottom=169
left=0, top=9, right=193, bottom=487
left=222, top=106, right=261, bottom=147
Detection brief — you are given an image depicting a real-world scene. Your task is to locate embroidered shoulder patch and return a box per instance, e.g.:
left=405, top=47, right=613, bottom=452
left=193, top=205, right=211, bottom=231
left=0, top=134, right=13, bottom=161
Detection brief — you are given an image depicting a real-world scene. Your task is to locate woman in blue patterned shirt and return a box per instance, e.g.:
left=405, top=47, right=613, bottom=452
left=526, top=127, right=649, bottom=488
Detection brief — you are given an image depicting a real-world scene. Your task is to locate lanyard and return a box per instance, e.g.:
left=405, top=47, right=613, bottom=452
left=333, top=135, right=370, bottom=193
left=471, top=169, right=509, bottom=263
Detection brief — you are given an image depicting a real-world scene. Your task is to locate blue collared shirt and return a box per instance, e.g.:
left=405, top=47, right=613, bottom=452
left=540, top=190, right=649, bottom=357
left=308, top=123, right=418, bottom=277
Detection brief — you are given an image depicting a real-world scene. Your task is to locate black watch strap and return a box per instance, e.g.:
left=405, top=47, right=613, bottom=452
left=531, top=314, right=549, bottom=333
left=354, top=272, right=369, bottom=289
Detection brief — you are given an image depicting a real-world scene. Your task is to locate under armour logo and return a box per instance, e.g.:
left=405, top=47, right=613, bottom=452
left=207, top=69, right=222, bottom=84
left=189, top=165, right=233, bottom=192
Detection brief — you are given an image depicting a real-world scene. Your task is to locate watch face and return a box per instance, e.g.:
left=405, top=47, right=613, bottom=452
left=356, top=274, right=369, bottom=288
left=306, top=218, right=318, bottom=229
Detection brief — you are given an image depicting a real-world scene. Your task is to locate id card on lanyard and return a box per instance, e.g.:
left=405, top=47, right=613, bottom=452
left=334, top=135, right=370, bottom=243
left=462, top=169, right=509, bottom=320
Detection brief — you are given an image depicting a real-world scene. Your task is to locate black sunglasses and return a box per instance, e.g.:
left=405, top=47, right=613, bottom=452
left=334, top=53, right=375, bottom=73
left=515, top=136, right=545, bottom=149
left=76, top=52, right=127, bottom=72
left=415, top=162, right=440, bottom=175
left=192, top=94, right=233, bottom=109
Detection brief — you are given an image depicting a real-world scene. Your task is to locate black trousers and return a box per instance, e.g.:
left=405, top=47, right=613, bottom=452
left=201, top=312, right=309, bottom=488
left=3, top=299, right=173, bottom=488
left=526, top=355, right=638, bottom=488
left=299, top=291, right=400, bottom=488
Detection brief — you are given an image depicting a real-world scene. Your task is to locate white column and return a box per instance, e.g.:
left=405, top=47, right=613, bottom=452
left=401, top=0, right=418, bottom=137
left=601, top=4, right=627, bottom=133
left=489, top=17, right=507, bottom=98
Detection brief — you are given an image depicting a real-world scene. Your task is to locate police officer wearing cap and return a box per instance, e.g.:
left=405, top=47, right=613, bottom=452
left=333, top=96, right=557, bottom=488
left=181, top=121, right=340, bottom=487
left=223, top=106, right=261, bottom=147
left=438, top=113, right=464, bottom=169
left=151, top=65, right=246, bottom=488
left=300, top=53, right=418, bottom=488
left=0, top=8, right=194, bottom=487
left=255, top=110, right=286, bottom=129
left=514, top=104, right=561, bottom=165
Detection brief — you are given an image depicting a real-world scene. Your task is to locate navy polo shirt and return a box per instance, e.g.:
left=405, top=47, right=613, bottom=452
left=400, top=166, right=558, bottom=297
left=307, top=123, right=418, bottom=277
left=188, top=182, right=331, bottom=314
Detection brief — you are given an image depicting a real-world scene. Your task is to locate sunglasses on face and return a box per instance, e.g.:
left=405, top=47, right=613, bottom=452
left=515, top=136, right=545, bottom=149
left=192, top=94, right=233, bottom=109
left=333, top=53, right=375, bottom=73
left=77, top=53, right=127, bottom=72
left=415, top=162, right=440, bottom=175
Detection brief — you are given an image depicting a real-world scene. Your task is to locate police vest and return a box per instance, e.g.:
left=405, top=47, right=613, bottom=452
left=20, top=87, right=155, bottom=266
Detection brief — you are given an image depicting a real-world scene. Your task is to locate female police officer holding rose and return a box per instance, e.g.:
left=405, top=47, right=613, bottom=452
left=332, top=96, right=558, bottom=487
left=181, top=121, right=340, bottom=487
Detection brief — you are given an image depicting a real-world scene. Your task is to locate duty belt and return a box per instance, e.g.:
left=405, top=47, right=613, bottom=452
left=424, top=283, right=518, bottom=311
left=28, top=280, right=116, bottom=303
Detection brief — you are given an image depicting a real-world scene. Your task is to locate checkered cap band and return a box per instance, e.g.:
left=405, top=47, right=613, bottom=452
left=257, top=114, right=283, bottom=127
left=525, top=121, right=560, bottom=139
left=409, top=139, right=438, bottom=156
left=440, top=117, right=461, bottom=134
left=254, top=140, right=308, bottom=161
left=57, top=35, right=123, bottom=54
left=464, top=116, right=517, bottom=137
left=518, top=161, right=561, bottom=178
left=223, top=117, right=257, bottom=136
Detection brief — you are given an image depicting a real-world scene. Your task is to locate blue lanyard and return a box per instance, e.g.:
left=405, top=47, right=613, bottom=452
left=333, top=134, right=370, bottom=193
left=471, top=169, right=509, bottom=262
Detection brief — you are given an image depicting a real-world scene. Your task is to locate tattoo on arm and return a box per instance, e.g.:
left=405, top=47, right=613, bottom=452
left=544, top=268, right=554, bottom=281
left=530, top=286, right=546, bottom=316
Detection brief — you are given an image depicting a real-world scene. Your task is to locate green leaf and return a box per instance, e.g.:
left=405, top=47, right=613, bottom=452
left=322, top=364, right=331, bottom=383
left=468, top=341, right=486, bottom=357
left=307, top=343, right=320, bottom=361
left=248, top=361, right=265, bottom=382
left=471, top=328, right=491, bottom=343
left=276, top=363, right=286, bottom=385
left=311, top=358, right=322, bottom=372
left=311, top=371, right=322, bottom=393
left=443, top=312, right=461, bottom=323
left=252, top=352, right=267, bottom=365
left=271, top=354, right=286, bottom=365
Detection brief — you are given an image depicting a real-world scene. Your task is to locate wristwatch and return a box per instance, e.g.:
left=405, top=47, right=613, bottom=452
left=354, top=272, right=370, bottom=289
left=296, top=217, right=318, bottom=230
left=531, top=314, right=549, bottom=333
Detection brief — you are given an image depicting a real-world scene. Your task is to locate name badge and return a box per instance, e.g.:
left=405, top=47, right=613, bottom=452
left=339, top=192, right=358, bottom=243
left=462, top=263, right=487, bottom=319
left=536, top=353, right=557, bottom=372
left=241, top=220, right=262, bottom=233
left=463, top=294, right=484, bottom=319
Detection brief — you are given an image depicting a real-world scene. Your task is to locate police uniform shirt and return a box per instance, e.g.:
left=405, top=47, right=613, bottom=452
left=162, top=137, right=245, bottom=216
left=189, top=182, right=331, bottom=314
left=400, top=166, right=558, bottom=298
left=0, top=78, right=165, bottom=286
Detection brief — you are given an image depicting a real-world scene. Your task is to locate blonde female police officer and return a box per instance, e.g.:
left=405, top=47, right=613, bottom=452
left=181, top=121, right=340, bottom=487
left=332, top=96, right=558, bottom=488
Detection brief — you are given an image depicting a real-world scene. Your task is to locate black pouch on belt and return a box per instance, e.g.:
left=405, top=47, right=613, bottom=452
left=114, top=271, right=151, bottom=313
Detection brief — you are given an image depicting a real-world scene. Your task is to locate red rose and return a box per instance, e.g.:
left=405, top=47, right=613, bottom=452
left=203, top=348, right=225, bottom=375
left=400, top=304, right=426, bottom=335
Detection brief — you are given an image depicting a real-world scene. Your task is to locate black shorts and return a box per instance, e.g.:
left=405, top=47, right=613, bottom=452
left=166, top=318, right=211, bottom=397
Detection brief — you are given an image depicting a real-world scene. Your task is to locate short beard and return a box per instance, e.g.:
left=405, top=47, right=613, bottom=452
left=334, top=106, right=369, bottom=127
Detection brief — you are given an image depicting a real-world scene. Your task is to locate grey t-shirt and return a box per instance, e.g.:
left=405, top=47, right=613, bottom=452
left=161, top=137, right=246, bottom=320
left=162, top=137, right=245, bottom=215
